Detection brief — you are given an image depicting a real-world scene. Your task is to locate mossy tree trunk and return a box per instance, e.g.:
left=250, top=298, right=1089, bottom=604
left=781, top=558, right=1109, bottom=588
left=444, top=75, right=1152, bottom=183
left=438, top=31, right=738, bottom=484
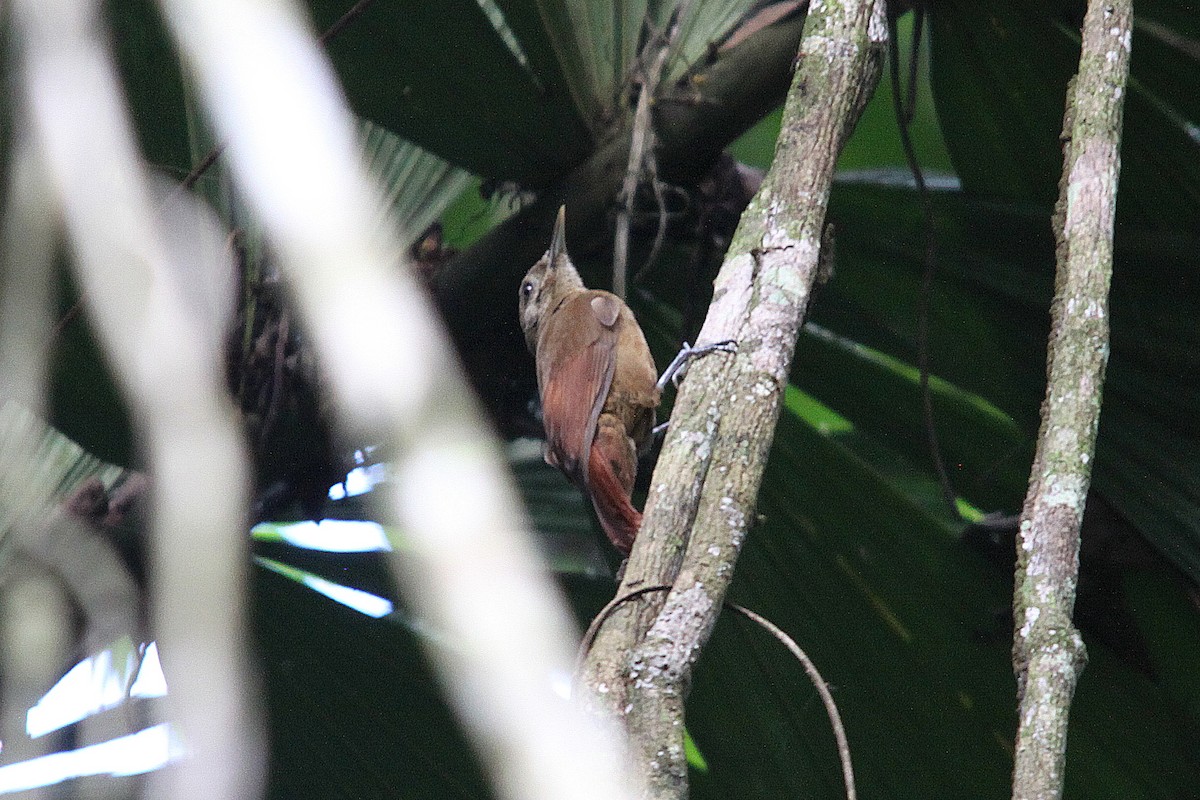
left=580, top=2, right=888, bottom=798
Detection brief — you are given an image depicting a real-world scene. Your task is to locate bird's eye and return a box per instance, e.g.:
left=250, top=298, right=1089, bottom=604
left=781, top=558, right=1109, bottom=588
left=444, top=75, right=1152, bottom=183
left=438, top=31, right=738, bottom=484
left=521, top=281, right=535, bottom=297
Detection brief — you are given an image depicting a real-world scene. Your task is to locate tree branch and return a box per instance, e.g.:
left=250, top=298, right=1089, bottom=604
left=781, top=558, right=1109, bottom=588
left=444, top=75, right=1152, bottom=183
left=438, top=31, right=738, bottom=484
left=1011, top=2, right=1131, bottom=799
left=580, top=2, right=887, bottom=797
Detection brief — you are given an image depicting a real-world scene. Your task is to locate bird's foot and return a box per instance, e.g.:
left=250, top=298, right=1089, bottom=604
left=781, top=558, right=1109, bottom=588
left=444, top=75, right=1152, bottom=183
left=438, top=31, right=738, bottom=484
left=656, top=339, right=737, bottom=391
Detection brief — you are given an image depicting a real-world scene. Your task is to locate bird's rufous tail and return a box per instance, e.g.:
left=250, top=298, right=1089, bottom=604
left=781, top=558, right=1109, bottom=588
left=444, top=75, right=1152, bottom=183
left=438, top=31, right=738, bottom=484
left=586, top=421, right=642, bottom=554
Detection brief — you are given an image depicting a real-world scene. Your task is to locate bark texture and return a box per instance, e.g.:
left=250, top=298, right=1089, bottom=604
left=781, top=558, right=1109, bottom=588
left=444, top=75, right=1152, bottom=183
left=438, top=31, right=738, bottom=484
left=1011, top=3, right=1131, bottom=799
left=580, top=2, right=887, bottom=798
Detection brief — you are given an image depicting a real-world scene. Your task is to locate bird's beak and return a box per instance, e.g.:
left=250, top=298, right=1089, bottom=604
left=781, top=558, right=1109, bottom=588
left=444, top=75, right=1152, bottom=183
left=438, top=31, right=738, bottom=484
left=547, top=204, right=567, bottom=267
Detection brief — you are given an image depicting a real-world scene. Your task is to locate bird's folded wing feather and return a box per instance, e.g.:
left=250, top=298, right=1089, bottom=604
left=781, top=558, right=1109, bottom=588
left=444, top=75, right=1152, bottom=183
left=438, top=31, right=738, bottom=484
left=538, top=293, right=619, bottom=488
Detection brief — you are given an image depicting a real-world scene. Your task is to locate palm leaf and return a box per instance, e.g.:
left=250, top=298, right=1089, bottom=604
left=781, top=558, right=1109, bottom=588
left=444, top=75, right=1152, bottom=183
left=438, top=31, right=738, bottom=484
left=359, top=119, right=474, bottom=245
left=661, top=0, right=763, bottom=84
left=0, top=401, right=125, bottom=545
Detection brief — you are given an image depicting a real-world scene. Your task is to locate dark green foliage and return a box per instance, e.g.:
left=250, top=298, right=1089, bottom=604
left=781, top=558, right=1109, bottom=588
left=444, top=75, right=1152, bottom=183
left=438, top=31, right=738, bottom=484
left=17, top=1, right=1200, bottom=797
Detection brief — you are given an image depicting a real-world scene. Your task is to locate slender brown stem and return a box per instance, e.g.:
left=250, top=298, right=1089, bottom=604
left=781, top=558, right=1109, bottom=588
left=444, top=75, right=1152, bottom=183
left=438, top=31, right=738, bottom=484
left=728, top=603, right=856, bottom=800
left=577, top=586, right=857, bottom=800
left=887, top=10, right=958, bottom=517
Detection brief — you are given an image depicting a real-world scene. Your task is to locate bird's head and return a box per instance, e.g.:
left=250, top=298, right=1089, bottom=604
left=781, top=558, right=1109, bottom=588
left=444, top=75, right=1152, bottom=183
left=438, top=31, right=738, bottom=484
left=518, top=204, right=584, bottom=352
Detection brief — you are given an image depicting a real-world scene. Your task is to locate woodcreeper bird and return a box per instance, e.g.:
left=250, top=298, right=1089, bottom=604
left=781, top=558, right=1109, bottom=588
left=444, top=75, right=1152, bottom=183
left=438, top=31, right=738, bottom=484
left=518, top=206, right=660, bottom=554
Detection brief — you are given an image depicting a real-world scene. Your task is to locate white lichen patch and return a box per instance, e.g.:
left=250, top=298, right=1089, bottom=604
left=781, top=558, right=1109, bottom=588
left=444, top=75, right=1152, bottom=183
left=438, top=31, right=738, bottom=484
left=868, top=1, right=888, bottom=42
left=1040, top=474, right=1087, bottom=513
left=719, top=496, right=747, bottom=530
left=1036, top=582, right=1055, bottom=606
left=643, top=583, right=714, bottom=669
left=679, top=430, right=711, bottom=461
left=698, top=254, right=754, bottom=342
left=1020, top=606, right=1041, bottom=639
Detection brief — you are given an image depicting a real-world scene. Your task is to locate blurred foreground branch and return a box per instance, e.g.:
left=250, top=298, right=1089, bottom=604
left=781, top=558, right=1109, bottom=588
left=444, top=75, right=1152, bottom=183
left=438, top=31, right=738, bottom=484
left=1011, top=2, right=1131, bottom=799
left=14, top=2, right=260, bottom=799
left=158, top=0, right=642, bottom=799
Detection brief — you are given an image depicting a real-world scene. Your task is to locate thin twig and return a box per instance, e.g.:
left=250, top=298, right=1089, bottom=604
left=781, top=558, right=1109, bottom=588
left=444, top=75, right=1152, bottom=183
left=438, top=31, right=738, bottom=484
left=887, top=11, right=959, bottom=518
left=576, top=583, right=672, bottom=669
left=643, top=174, right=669, bottom=277
left=317, top=0, right=379, bottom=45
left=728, top=603, right=856, bottom=800
left=258, top=310, right=289, bottom=449
left=614, top=3, right=692, bottom=299
left=613, top=43, right=671, bottom=299
left=180, top=141, right=226, bottom=191
left=631, top=181, right=690, bottom=287
left=577, top=586, right=857, bottom=800
left=902, top=8, right=923, bottom=127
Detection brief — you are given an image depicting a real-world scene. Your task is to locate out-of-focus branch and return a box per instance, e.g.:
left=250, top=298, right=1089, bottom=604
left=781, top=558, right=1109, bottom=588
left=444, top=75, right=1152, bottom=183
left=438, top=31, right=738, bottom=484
left=156, top=1, right=642, bottom=799
left=580, top=2, right=887, bottom=797
left=178, top=0, right=380, bottom=192
left=14, top=3, right=260, bottom=800
left=1011, top=2, right=1131, bottom=799
left=0, top=133, right=56, bottom=412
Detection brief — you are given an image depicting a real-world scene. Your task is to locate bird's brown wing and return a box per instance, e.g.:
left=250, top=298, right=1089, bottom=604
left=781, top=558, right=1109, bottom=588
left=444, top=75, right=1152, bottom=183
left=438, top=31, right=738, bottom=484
left=538, top=293, right=619, bottom=488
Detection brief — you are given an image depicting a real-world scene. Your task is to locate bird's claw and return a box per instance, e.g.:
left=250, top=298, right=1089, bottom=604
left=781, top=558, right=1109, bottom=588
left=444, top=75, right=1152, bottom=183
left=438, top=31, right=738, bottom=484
left=657, top=339, right=738, bottom=391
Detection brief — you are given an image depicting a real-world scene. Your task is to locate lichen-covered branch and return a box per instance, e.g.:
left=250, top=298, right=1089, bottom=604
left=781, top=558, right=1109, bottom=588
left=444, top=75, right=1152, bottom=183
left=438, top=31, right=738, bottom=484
left=580, top=2, right=887, bottom=797
left=1011, top=2, right=1131, bottom=799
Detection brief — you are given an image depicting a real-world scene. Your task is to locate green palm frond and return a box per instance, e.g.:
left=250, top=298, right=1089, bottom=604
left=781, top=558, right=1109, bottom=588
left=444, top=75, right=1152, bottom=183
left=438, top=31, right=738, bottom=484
left=530, top=0, right=760, bottom=130
left=660, top=0, right=762, bottom=83
left=0, top=401, right=124, bottom=546
left=359, top=120, right=474, bottom=246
